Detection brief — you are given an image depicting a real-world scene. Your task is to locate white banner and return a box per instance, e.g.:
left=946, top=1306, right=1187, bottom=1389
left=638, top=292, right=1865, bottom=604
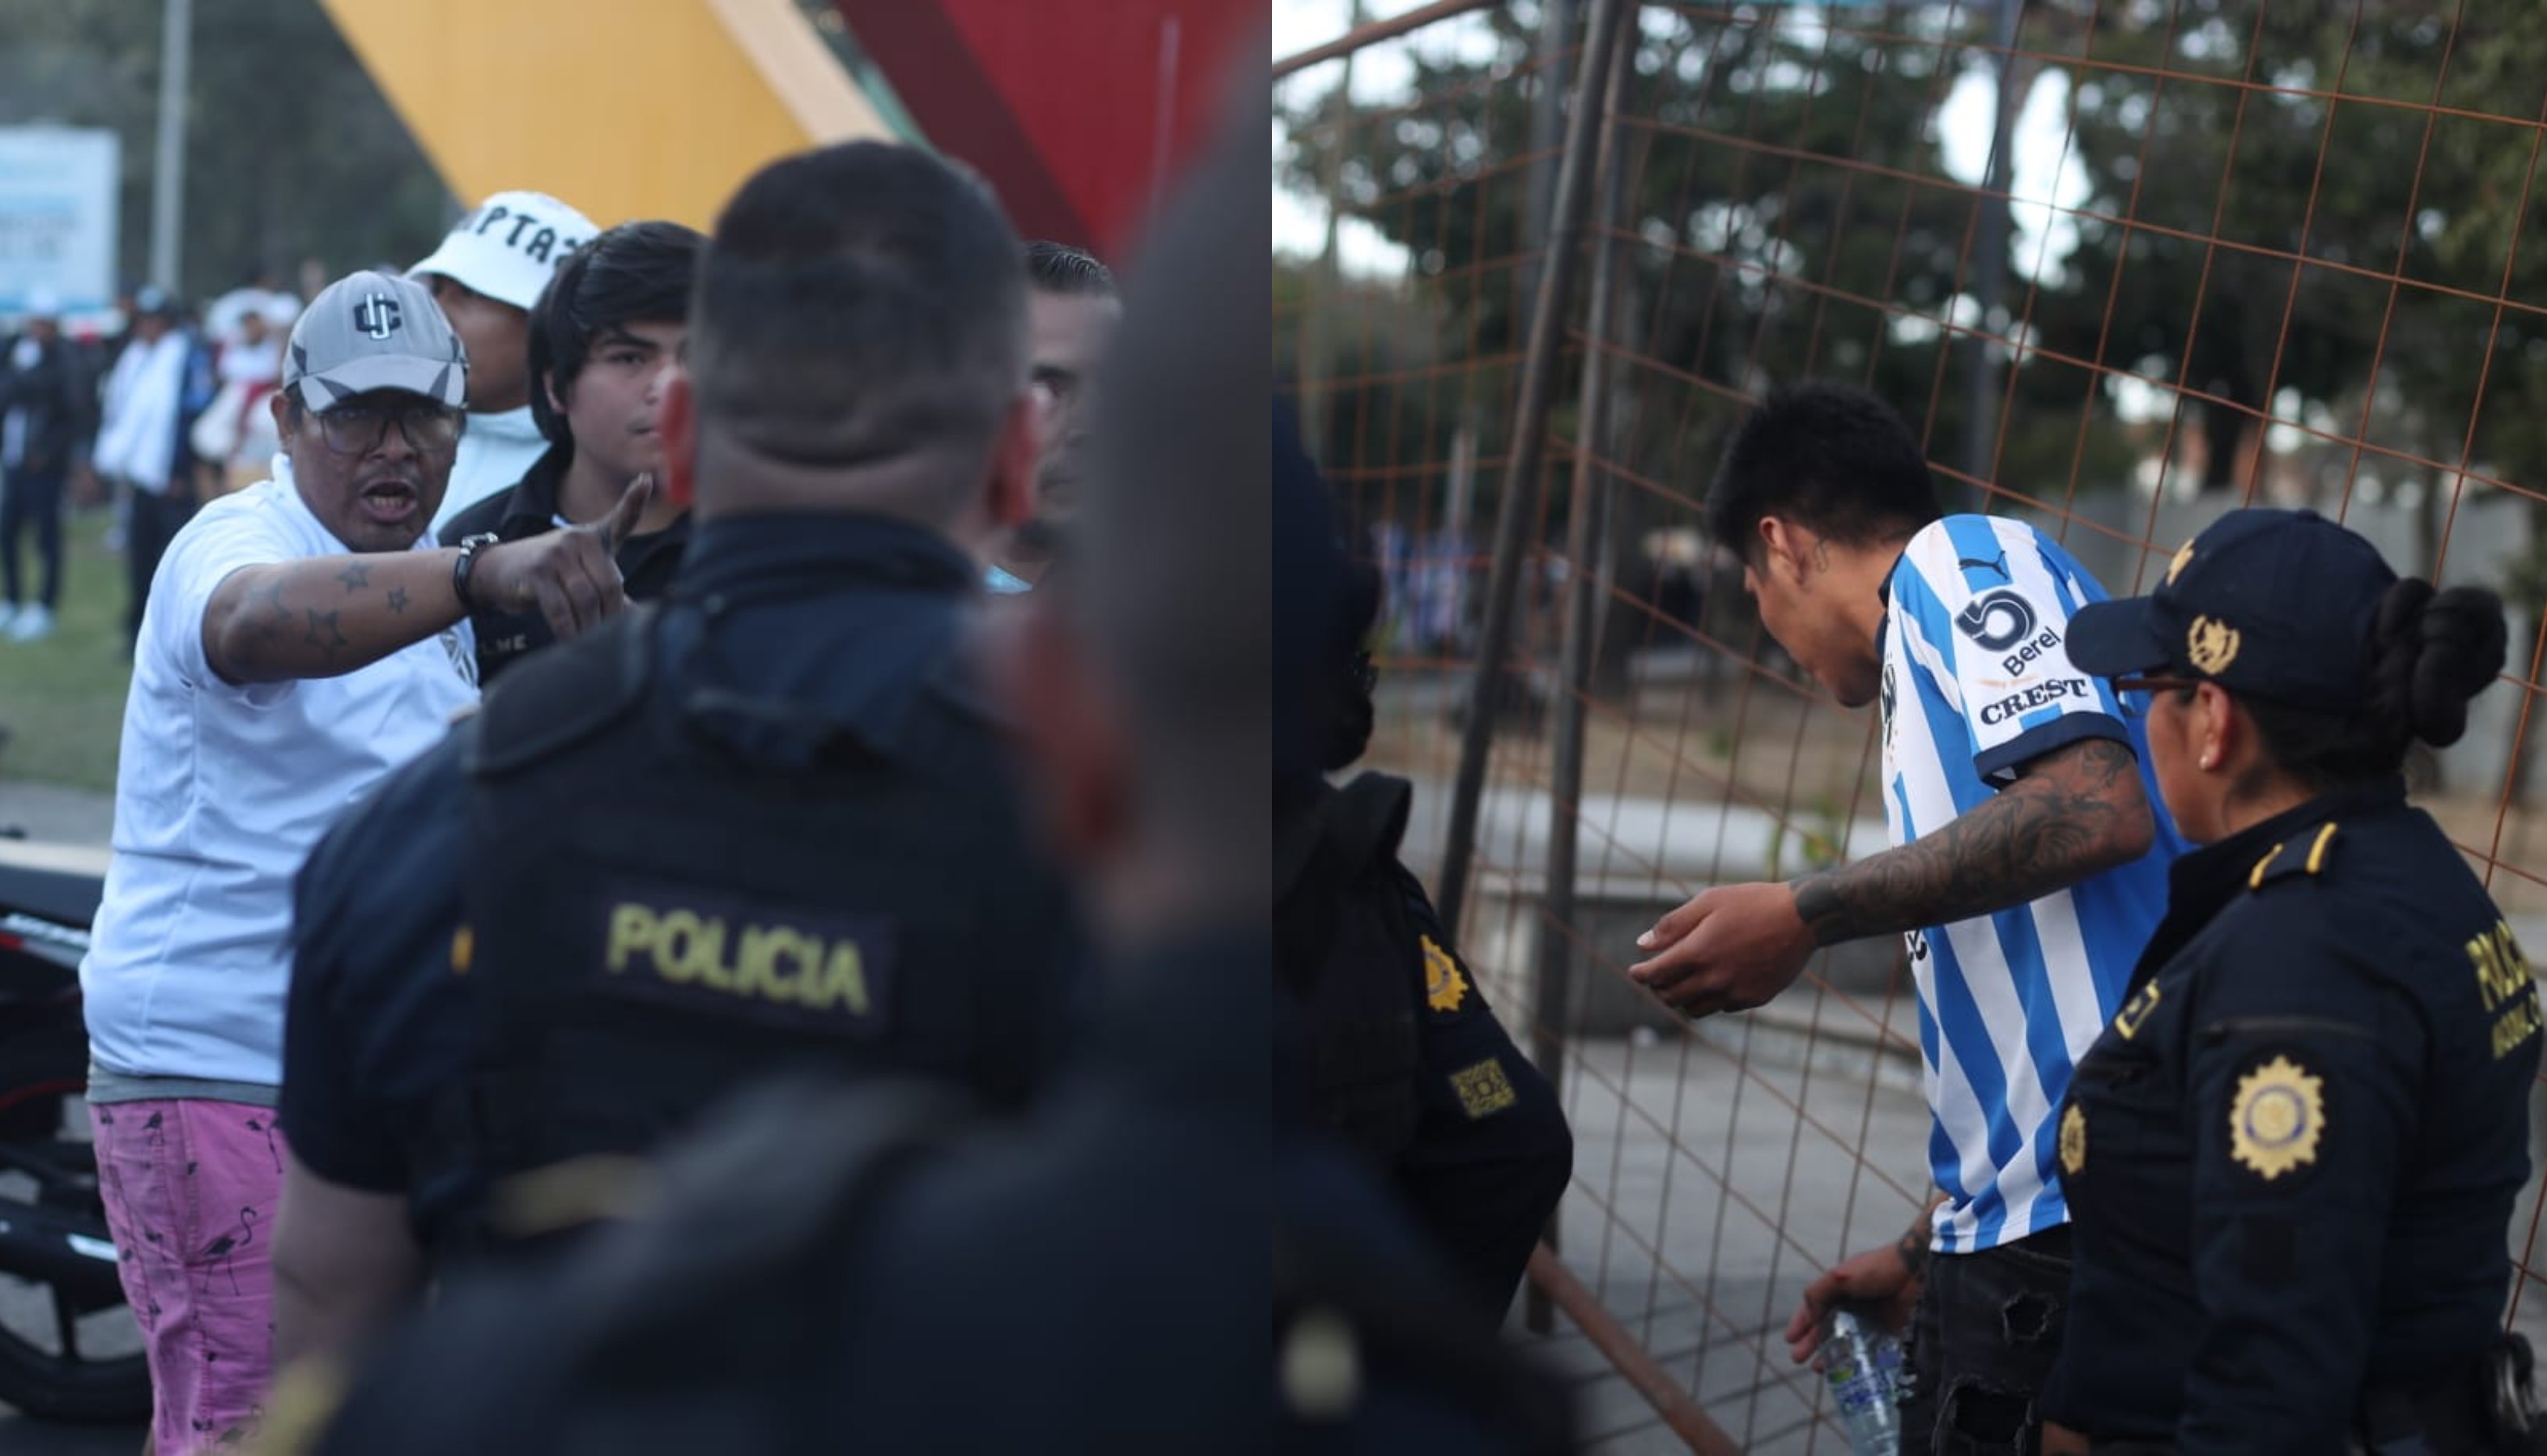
left=0, top=126, right=120, bottom=318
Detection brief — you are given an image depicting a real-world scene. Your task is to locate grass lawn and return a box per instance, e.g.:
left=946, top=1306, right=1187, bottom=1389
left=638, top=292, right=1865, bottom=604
left=0, top=509, right=132, bottom=793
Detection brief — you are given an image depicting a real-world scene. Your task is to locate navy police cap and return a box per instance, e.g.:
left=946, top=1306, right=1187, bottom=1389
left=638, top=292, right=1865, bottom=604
left=2067, top=508, right=2397, bottom=712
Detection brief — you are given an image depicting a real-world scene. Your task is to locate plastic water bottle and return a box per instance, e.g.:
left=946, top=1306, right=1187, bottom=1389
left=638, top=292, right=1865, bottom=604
left=1819, top=1307, right=1903, bottom=1456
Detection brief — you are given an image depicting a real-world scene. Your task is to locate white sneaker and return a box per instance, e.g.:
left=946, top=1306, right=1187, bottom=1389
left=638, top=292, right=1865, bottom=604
left=0, top=604, right=16, bottom=635
left=9, top=605, right=52, bottom=643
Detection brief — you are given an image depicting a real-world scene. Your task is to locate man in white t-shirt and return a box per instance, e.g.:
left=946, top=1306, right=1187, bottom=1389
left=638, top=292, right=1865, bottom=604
left=410, top=190, right=598, bottom=532
left=80, top=268, right=647, bottom=1455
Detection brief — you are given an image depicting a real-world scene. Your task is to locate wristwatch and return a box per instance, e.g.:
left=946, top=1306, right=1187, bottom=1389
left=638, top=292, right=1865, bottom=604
left=452, top=533, right=499, bottom=613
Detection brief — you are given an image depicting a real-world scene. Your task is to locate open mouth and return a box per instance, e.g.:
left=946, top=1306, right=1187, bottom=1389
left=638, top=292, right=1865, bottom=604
left=357, top=480, right=420, bottom=525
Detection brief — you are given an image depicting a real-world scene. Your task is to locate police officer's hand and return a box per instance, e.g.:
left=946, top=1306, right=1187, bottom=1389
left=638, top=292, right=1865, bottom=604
left=1781, top=1241, right=1921, bottom=1366
left=471, top=476, right=650, bottom=641
left=1628, top=881, right=1816, bottom=1017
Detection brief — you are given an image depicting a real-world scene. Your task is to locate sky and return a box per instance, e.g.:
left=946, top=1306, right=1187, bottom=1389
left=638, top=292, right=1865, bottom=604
left=1270, top=0, right=2093, bottom=289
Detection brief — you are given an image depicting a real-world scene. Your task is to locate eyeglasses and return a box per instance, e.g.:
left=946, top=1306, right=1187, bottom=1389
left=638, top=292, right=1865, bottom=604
left=308, top=400, right=465, bottom=456
left=2113, top=673, right=2202, bottom=698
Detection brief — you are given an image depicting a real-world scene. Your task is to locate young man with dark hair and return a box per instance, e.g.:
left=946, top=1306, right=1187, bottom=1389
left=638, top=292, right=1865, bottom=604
left=1628, top=381, right=2185, bottom=1454
left=439, top=220, right=703, bottom=684
left=986, top=240, right=1120, bottom=594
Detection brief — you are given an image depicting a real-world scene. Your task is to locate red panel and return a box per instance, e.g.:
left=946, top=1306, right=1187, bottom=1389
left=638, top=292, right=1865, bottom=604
left=833, top=0, right=1256, bottom=256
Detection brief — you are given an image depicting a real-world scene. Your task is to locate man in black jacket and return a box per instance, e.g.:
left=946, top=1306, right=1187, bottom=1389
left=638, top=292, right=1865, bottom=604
left=0, top=296, right=91, bottom=641
left=439, top=222, right=703, bottom=686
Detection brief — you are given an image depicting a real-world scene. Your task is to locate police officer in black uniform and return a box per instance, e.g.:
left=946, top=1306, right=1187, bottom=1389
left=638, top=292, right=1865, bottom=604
left=270, top=141, right=1082, bottom=1367
left=439, top=221, right=704, bottom=686
left=2039, top=509, right=2538, bottom=1454
left=255, top=98, right=1572, bottom=1456
left=1275, top=404, right=1574, bottom=1319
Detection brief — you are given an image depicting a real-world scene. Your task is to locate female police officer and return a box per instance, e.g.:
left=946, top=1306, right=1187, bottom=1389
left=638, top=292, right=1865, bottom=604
left=2036, top=507, right=2538, bottom=1454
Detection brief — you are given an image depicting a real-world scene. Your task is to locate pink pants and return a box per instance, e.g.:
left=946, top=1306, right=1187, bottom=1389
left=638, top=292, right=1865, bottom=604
left=90, top=1098, right=287, bottom=1455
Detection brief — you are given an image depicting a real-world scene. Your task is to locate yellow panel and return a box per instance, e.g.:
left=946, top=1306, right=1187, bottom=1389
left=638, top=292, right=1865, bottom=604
left=317, top=0, right=891, bottom=232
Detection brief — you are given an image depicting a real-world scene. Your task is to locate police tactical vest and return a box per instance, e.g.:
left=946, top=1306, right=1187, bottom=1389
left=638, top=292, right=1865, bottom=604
left=427, top=591, right=1060, bottom=1256
left=1274, top=772, right=1425, bottom=1169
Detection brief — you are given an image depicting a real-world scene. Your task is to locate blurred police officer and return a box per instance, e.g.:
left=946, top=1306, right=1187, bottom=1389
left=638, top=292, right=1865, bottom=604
left=1275, top=403, right=1573, bottom=1319
left=271, top=140, right=1082, bottom=1368
left=2041, top=510, right=2537, bottom=1454
left=439, top=221, right=705, bottom=685
left=258, top=89, right=1571, bottom=1456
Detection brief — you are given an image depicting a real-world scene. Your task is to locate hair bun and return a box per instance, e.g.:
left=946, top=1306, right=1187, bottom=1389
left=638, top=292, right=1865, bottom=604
left=2375, top=578, right=2506, bottom=748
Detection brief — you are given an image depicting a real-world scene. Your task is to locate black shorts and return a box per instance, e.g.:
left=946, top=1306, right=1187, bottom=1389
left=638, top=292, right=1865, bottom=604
left=1899, top=1225, right=2074, bottom=1456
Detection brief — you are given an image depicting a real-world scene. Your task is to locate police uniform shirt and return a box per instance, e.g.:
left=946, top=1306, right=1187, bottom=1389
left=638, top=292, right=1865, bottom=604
left=437, top=444, right=691, bottom=687
left=282, top=513, right=1083, bottom=1241
left=2044, top=779, right=2542, bottom=1452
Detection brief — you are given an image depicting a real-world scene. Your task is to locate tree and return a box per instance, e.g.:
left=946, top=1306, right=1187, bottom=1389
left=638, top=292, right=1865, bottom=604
left=0, top=0, right=451, bottom=304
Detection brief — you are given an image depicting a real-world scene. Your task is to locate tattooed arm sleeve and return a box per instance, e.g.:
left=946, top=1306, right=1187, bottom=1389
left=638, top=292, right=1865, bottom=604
left=1787, top=737, right=2155, bottom=946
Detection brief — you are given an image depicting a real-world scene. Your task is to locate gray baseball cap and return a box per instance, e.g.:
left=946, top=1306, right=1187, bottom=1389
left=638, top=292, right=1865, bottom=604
left=282, top=270, right=468, bottom=410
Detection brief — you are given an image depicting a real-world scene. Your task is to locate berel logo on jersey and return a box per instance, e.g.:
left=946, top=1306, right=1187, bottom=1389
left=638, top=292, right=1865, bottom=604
left=1977, top=678, right=2091, bottom=726
left=2001, top=629, right=2062, bottom=677
left=1953, top=588, right=2064, bottom=676
left=1954, top=589, right=2037, bottom=652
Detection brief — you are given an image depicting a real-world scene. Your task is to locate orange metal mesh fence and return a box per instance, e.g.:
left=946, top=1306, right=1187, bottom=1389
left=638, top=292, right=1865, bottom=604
left=1277, top=2, right=2547, bottom=1450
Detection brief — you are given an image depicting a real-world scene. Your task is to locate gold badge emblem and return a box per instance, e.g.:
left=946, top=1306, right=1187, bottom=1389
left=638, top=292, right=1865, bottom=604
left=1449, top=1058, right=1518, bottom=1120
left=2059, top=1103, right=2087, bottom=1177
left=2187, top=616, right=2241, bottom=675
left=1422, top=936, right=1469, bottom=1013
left=2165, top=538, right=2196, bottom=586
left=2229, top=1054, right=2325, bottom=1181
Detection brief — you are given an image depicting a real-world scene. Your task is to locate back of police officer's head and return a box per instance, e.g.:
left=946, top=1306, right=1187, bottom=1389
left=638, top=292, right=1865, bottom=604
left=661, top=142, right=1035, bottom=542
left=1004, top=97, right=1266, bottom=947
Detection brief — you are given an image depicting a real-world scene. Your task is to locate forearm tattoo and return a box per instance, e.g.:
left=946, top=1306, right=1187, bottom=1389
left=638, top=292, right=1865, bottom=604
left=1788, top=738, right=2144, bottom=946
left=1896, top=1223, right=1932, bottom=1281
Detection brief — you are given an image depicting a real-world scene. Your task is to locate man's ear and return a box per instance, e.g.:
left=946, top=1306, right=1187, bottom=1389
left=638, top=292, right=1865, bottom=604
left=657, top=368, right=697, bottom=512
left=996, top=595, right=1128, bottom=869
left=1756, top=516, right=1813, bottom=584
left=545, top=370, right=570, bottom=425
left=268, top=392, right=293, bottom=432
left=985, top=390, right=1039, bottom=530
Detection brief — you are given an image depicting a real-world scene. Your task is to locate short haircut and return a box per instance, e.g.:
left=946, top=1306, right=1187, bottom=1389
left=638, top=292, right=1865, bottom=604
left=690, top=142, right=1027, bottom=469
left=1705, top=381, right=1941, bottom=559
left=528, top=220, right=705, bottom=446
left=1024, top=240, right=1115, bottom=298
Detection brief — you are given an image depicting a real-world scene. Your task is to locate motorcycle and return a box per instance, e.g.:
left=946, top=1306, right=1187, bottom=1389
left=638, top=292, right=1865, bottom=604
left=0, top=834, right=148, bottom=1422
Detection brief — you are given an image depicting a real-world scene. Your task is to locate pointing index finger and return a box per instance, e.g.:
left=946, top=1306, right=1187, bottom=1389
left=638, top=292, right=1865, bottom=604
left=600, top=474, right=652, bottom=550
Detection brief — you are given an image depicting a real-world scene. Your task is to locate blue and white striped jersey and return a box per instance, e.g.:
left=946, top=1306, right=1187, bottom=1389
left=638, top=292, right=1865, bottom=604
left=1878, top=514, right=2186, bottom=1254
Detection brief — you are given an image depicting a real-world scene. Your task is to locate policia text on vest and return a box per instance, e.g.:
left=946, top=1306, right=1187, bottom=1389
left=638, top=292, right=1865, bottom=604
left=597, top=878, right=892, bottom=1034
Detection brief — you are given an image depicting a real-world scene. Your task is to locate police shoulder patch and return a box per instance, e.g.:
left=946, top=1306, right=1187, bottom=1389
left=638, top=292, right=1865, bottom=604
left=1421, top=936, right=1469, bottom=1014
left=2228, top=1053, right=2325, bottom=1181
left=1448, top=1058, right=1518, bottom=1120
left=594, top=876, right=896, bottom=1039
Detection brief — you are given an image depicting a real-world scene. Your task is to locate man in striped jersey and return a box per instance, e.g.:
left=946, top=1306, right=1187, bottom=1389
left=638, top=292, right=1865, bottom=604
left=1629, top=382, right=2186, bottom=1454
